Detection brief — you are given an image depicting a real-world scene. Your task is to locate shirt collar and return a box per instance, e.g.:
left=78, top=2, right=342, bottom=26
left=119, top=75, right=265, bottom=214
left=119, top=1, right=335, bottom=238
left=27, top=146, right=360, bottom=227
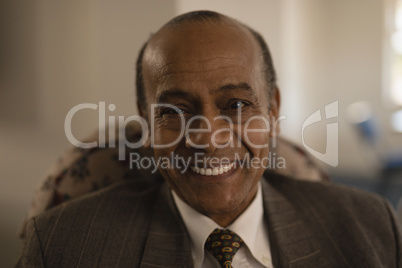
left=227, top=182, right=269, bottom=265
left=172, top=190, right=219, bottom=266
left=172, top=182, right=268, bottom=267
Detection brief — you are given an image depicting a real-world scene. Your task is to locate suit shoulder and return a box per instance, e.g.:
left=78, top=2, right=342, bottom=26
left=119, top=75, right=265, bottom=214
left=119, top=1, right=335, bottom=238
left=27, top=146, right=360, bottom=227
left=299, top=178, right=385, bottom=206
left=21, top=181, right=164, bottom=266
left=265, top=174, right=401, bottom=267
left=266, top=173, right=391, bottom=218
left=32, top=180, right=162, bottom=236
left=269, top=173, right=383, bottom=202
left=266, top=174, right=400, bottom=243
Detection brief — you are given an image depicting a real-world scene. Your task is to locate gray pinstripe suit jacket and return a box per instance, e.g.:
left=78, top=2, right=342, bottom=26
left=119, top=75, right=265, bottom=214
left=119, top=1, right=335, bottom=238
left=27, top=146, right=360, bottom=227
left=16, top=173, right=402, bottom=267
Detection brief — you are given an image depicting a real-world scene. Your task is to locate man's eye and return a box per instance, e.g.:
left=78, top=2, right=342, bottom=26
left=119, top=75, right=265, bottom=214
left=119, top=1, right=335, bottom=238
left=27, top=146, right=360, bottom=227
left=230, top=101, right=247, bottom=109
left=161, top=107, right=185, bottom=115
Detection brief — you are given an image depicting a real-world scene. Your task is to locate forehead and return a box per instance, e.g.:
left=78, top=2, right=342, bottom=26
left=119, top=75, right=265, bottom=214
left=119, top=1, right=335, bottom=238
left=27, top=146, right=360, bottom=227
left=142, top=21, right=264, bottom=100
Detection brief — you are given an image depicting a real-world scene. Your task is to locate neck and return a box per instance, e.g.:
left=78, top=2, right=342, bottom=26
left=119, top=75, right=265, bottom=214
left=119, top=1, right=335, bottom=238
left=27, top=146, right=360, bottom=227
left=208, top=212, right=242, bottom=227
left=207, top=186, right=259, bottom=227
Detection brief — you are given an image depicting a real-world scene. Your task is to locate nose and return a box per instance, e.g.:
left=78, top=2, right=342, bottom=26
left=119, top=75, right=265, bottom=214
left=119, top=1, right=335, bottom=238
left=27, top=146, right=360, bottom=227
left=185, top=115, right=233, bottom=153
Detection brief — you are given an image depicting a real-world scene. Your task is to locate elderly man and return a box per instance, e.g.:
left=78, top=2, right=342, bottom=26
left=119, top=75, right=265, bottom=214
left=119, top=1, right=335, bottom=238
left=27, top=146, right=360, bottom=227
left=17, top=11, right=401, bottom=268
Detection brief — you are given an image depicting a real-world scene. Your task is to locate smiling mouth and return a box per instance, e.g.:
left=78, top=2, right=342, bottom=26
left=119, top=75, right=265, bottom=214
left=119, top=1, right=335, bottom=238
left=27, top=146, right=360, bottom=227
left=190, top=162, right=235, bottom=176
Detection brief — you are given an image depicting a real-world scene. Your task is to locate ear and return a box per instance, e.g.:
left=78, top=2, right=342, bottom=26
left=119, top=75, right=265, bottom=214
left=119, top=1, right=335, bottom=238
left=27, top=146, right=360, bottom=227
left=137, top=101, right=151, bottom=148
left=137, top=101, right=146, bottom=118
left=269, top=86, right=281, bottom=137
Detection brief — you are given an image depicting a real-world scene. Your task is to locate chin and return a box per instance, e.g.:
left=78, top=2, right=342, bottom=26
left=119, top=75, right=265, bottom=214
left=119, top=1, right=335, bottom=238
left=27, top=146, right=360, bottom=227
left=194, top=194, right=246, bottom=216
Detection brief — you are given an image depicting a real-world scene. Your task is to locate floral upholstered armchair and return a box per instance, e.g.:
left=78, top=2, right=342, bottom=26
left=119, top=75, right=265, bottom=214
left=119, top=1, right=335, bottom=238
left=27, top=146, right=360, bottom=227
left=19, top=122, right=329, bottom=237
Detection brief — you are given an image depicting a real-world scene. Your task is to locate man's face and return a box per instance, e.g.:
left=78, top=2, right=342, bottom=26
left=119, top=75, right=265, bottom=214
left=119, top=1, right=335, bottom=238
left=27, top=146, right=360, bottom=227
left=142, top=21, right=278, bottom=225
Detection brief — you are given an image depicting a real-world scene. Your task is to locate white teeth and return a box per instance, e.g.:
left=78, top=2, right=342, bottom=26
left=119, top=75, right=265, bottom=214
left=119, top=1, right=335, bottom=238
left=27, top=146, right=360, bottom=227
left=191, top=163, right=235, bottom=176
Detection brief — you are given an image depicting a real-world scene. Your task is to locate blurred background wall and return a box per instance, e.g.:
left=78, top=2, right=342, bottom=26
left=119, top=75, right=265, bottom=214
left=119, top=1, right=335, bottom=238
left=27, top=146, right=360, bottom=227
left=1, top=0, right=401, bottom=266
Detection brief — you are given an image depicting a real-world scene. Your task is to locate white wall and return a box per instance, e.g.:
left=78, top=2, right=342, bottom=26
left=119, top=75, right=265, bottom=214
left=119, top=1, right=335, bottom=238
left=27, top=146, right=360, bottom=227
left=0, top=1, right=176, bottom=266
left=279, top=0, right=402, bottom=175
left=176, top=0, right=402, bottom=176
left=278, top=0, right=383, bottom=175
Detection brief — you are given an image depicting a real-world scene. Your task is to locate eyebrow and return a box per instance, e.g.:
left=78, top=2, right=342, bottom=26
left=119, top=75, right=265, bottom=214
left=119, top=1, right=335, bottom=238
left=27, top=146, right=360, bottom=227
left=156, top=90, right=194, bottom=104
left=155, top=82, right=254, bottom=104
left=211, top=82, right=253, bottom=93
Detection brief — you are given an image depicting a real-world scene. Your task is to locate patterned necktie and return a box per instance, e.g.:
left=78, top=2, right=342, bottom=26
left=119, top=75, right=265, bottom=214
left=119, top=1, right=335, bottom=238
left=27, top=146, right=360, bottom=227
left=204, top=228, right=244, bottom=268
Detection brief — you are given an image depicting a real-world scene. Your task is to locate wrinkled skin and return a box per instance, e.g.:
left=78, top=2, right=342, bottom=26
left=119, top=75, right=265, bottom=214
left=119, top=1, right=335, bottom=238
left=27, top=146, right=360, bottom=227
left=141, top=20, right=280, bottom=227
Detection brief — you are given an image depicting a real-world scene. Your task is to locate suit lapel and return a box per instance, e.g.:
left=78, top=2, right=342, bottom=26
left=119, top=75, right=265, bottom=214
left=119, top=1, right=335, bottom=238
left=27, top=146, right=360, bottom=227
left=262, top=174, right=332, bottom=267
left=140, top=183, right=193, bottom=268
left=140, top=173, right=345, bottom=267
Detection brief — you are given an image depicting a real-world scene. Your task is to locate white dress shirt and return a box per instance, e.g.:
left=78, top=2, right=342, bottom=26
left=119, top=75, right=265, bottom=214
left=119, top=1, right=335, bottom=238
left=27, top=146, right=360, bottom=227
left=172, top=182, right=273, bottom=268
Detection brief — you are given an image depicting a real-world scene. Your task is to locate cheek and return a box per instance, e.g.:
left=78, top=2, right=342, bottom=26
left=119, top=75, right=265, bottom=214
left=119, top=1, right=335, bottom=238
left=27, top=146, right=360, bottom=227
left=153, top=146, right=179, bottom=185
left=240, top=117, right=271, bottom=154
left=152, top=129, right=179, bottom=174
left=152, top=122, right=184, bottom=148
